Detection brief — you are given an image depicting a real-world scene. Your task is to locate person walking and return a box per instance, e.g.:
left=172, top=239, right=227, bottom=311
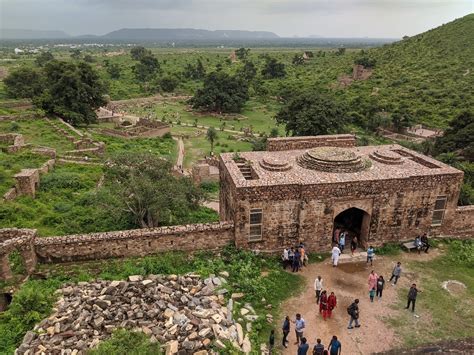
left=269, top=329, right=275, bottom=353
left=406, top=283, right=421, bottom=312
left=331, top=244, right=341, bottom=267
left=327, top=292, right=337, bottom=318
left=282, top=315, right=290, bottom=348
left=368, top=270, right=378, bottom=291
left=312, top=339, right=325, bottom=355
left=328, top=335, right=342, bottom=355
left=389, top=262, right=402, bottom=285
left=421, top=233, right=430, bottom=253
left=319, top=291, right=328, bottom=320
left=314, top=276, right=323, bottom=304
left=293, top=248, right=301, bottom=272
left=369, top=287, right=376, bottom=302
left=289, top=247, right=295, bottom=267
left=298, top=337, right=309, bottom=355
left=293, top=313, right=306, bottom=345
left=351, top=236, right=358, bottom=255
left=347, top=299, right=360, bottom=329
left=366, top=245, right=375, bottom=266
left=339, top=232, right=346, bottom=253
left=376, top=275, right=385, bottom=299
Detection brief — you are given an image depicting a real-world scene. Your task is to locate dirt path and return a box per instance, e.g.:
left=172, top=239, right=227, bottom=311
left=279, top=251, right=440, bottom=354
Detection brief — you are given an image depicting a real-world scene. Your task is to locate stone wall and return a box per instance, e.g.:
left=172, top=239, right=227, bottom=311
left=266, top=134, right=356, bottom=151
left=0, top=133, right=26, bottom=153
left=0, top=229, right=37, bottom=281
left=34, top=222, right=234, bottom=263
left=445, top=206, right=474, bottom=237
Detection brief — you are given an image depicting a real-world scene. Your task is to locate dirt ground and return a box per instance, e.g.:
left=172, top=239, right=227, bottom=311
left=279, top=250, right=441, bottom=354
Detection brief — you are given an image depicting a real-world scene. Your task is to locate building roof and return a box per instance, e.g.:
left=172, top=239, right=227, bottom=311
left=220, top=144, right=463, bottom=188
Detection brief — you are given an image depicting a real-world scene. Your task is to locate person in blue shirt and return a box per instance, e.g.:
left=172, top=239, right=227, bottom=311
left=297, top=337, right=309, bottom=355
left=366, top=245, right=375, bottom=266
left=328, top=335, right=342, bottom=355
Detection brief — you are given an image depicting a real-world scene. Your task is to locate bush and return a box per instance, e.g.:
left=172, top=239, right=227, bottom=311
left=376, top=243, right=402, bottom=256
left=89, top=329, right=161, bottom=355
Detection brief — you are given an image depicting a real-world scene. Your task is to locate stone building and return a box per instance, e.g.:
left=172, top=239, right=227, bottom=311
left=219, top=135, right=464, bottom=252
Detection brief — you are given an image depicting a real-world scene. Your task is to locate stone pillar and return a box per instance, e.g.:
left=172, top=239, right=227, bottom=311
left=0, top=254, right=13, bottom=281
left=20, top=245, right=37, bottom=275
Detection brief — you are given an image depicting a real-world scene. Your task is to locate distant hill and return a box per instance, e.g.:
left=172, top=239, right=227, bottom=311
left=341, top=14, right=474, bottom=127
left=102, top=28, right=279, bottom=41
left=1, top=29, right=70, bottom=39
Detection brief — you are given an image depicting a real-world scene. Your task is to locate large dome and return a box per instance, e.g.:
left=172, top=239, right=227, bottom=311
left=297, top=147, right=370, bottom=173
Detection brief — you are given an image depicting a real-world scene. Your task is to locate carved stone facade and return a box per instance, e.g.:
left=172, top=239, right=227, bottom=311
left=219, top=137, right=466, bottom=253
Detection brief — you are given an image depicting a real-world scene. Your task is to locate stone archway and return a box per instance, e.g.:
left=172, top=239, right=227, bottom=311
left=333, top=207, right=371, bottom=249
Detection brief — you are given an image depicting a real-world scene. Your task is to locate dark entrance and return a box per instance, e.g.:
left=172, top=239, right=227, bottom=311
left=333, top=207, right=371, bottom=249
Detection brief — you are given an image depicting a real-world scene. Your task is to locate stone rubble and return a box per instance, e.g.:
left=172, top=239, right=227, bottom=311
left=16, top=274, right=255, bottom=355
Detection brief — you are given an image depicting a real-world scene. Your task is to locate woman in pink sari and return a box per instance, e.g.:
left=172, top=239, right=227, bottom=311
left=368, top=270, right=378, bottom=290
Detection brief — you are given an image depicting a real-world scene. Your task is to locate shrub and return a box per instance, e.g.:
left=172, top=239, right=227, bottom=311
left=89, top=329, right=161, bottom=355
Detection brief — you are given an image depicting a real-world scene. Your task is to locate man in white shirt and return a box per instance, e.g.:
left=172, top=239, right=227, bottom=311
left=282, top=248, right=289, bottom=269
left=314, top=275, right=323, bottom=304
left=332, top=244, right=341, bottom=267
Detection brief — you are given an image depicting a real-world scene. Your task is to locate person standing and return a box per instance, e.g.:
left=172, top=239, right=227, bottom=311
left=328, top=335, right=342, bottom=355
left=406, top=283, right=421, bottom=312
left=314, top=276, right=323, bottom=304
left=313, top=339, right=325, bottom=355
left=319, top=290, right=328, bottom=320
left=293, top=248, right=301, bottom=272
left=366, top=245, right=375, bottom=266
left=298, top=337, right=309, bottom=355
left=339, top=232, right=346, bottom=253
left=327, top=292, right=337, bottom=318
left=415, top=235, right=422, bottom=254
left=300, top=245, right=306, bottom=267
left=282, top=315, right=290, bottom=348
left=347, top=299, right=360, bottom=329
left=282, top=248, right=289, bottom=269
left=351, top=236, right=358, bottom=255
left=269, top=329, right=275, bottom=353
left=369, top=287, right=376, bottom=302
left=421, top=233, right=430, bottom=253
left=293, top=313, right=306, bottom=345
left=376, top=275, right=385, bottom=299
left=331, top=244, right=341, bottom=267
left=289, top=247, right=295, bottom=267
left=389, top=262, right=402, bottom=285
left=368, top=270, right=378, bottom=291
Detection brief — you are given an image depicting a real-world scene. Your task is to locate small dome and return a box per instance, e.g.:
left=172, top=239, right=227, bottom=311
left=369, top=150, right=404, bottom=165
left=297, top=147, right=370, bottom=173
left=259, top=157, right=292, bottom=172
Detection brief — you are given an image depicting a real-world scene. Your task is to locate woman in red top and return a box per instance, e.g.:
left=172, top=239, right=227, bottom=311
left=319, top=290, right=328, bottom=320
left=327, top=292, right=337, bottom=319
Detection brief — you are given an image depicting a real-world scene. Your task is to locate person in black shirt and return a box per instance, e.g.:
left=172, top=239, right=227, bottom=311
left=281, top=315, right=290, bottom=347
left=313, top=338, right=325, bottom=355
left=269, top=329, right=275, bottom=352
left=406, top=283, right=421, bottom=312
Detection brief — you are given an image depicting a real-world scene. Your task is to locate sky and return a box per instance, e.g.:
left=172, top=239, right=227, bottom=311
left=0, top=0, right=472, bottom=38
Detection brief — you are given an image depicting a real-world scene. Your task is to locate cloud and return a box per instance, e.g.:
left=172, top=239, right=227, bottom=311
left=77, top=0, right=193, bottom=10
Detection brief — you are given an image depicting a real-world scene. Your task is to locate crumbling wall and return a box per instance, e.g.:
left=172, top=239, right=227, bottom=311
left=0, top=229, right=37, bottom=281
left=445, top=205, right=474, bottom=237
left=266, top=134, right=356, bottom=151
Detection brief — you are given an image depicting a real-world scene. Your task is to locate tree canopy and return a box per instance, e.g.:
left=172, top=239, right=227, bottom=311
left=261, top=57, right=286, bottom=79
left=101, top=153, right=205, bottom=228
left=435, top=111, right=474, bottom=162
left=190, top=71, right=249, bottom=113
left=3, top=67, right=44, bottom=98
left=276, top=92, right=348, bottom=136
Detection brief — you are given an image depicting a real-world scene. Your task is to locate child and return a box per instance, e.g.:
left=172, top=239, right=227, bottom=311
left=369, top=287, right=376, bottom=302
left=269, top=329, right=275, bottom=353
left=367, top=245, right=375, bottom=266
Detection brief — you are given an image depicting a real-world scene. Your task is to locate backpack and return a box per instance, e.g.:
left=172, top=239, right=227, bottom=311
left=347, top=304, right=353, bottom=315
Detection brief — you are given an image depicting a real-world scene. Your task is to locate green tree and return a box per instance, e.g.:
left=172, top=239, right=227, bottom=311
left=238, top=60, right=257, bottom=81
left=105, top=62, right=121, bottom=79
left=206, top=127, right=218, bottom=152
left=34, top=61, right=107, bottom=126
left=158, top=75, right=179, bottom=92
left=4, top=67, right=44, bottom=98
left=89, top=329, right=161, bottom=355
left=292, top=54, right=305, bottom=65
left=101, top=153, right=205, bottom=228
left=261, top=57, right=286, bottom=79
left=191, top=71, right=249, bottom=113
left=133, top=53, right=160, bottom=82
left=336, top=47, right=346, bottom=56
left=435, top=111, right=474, bottom=161
left=276, top=92, right=348, bottom=136
left=130, top=46, right=148, bottom=61
left=35, top=51, right=54, bottom=67
left=184, top=59, right=206, bottom=80
left=235, top=47, right=250, bottom=60
left=70, top=49, right=81, bottom=60
left=354, top=56, right=377, bottom=68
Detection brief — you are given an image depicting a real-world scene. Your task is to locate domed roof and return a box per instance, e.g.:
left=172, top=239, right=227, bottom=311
left=297, top=147, right=370, bottom=173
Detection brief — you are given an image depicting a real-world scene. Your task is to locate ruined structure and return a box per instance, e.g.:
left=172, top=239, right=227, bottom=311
left=219, top=135, right=467, bottom=252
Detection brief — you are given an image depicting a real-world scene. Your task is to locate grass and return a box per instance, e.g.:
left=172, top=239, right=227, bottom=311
left=386, top=240, right=474, bottom=348
left=0, top=246, right=304, bottom=354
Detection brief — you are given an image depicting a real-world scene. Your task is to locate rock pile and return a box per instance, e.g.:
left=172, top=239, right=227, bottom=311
left=16, top=273, right=253, bottom=354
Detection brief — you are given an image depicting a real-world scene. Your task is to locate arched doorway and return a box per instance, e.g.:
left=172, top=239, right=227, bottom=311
left=333, top=207, right=371, bottom=249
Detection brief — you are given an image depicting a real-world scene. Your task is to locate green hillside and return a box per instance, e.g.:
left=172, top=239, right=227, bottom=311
left=343, top=14, right=474, bottom=127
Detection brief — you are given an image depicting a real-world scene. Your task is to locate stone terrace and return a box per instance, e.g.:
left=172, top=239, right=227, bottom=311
left=220, top=144, right=463, bottom=188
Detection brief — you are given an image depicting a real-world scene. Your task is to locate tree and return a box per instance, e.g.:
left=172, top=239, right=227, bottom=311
left=354, top=56, right=377, bottom=68
left=34, top=61, right=107, bottom=126
left=133, top=53, right=160, bottom=82
left=391, top=107, right=413, bottom=132
left=336, top=48, right=346, bottom=56
left=190, top=71, right=249, bottom=113
left=184, top=59, right=206, bottom=80
left=235, top=47, right=250, bottom=60
left=101, top=153, right=205, bottom=228
left=158, top=75, right=179, bottom=92
left=206, top=127, right=218, bottom=152
left=105, top=62, right=121, bottom=79
left=130, top=46, right=148, bottom=61
left=70, top=49, right=81, bottom=60
left=83, top=54, right=95, bottom=63
left=435, top=111, right=474, bottom=161
left=292, top=54, right=305, bottom=65
left=237, top=60, right=257, bottom=81
left=35, top=51, right=54, bottom=66
left=4, top=67, right=44, bottom=98
left=275, top=92, right=348, bottom=136
left=261, top=57, right=286, bottom=79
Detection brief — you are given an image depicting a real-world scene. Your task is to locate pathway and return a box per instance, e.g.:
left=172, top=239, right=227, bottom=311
left=279, top=251, right=440, bottom=354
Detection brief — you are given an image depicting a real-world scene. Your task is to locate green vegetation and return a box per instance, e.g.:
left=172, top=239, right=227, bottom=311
left=387, top=240, right=474, bottom=347
left=88, top=329, right=162, bottom=355
left=0, top=246, right=304, bottom=354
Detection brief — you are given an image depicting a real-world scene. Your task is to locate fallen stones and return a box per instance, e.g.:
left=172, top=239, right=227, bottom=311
left=16, top=274, right=251, bottom=355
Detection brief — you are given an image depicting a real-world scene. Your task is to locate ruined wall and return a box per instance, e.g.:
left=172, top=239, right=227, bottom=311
left=34, top=222, right=234, bottom=263
left=231, top=173, right=464, bottom=253
left=445, top=206, right=474, bottom=237
left=0, top=229, right=37, bottom=281
left=266, top=134, right=356, bottom=151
